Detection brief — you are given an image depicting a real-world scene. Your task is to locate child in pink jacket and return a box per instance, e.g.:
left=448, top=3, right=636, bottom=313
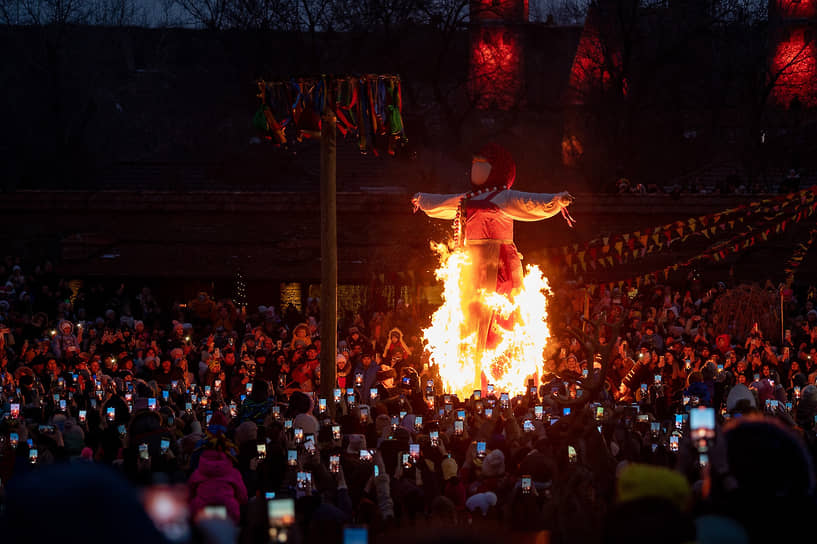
left=189, top=447, right=248, bottom=523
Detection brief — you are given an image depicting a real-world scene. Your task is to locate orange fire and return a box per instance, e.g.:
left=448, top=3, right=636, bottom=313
left=422, top=242, right=551, bottom=398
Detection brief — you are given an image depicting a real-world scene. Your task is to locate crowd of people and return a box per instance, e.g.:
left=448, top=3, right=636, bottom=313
left=1, top=254, right=817, bottom=544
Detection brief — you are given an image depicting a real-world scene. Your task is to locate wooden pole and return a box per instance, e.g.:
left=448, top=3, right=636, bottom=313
left=320, top=113, right=338, bottom=415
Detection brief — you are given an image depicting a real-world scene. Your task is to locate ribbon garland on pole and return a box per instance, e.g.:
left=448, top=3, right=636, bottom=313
left=575, top=190, right=817, bottom=294
left=253, top=75, right=407, bottom=156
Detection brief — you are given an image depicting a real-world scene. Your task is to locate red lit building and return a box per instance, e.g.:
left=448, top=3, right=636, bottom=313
left=769, top=0, right=817, bottom=109
left=469, top=0, right=529, bottom=109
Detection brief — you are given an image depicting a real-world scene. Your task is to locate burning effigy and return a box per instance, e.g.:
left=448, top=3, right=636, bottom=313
left=412, top=143, right=575, bottom=397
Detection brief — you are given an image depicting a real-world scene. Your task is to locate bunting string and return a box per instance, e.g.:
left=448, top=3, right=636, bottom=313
left=532, top=186, right=817, bottom=276
left=539, top=186, right=817, bottom=271
left=573, top=192, right=817, bottom=294
left=784, top=227, right=817, bottom=281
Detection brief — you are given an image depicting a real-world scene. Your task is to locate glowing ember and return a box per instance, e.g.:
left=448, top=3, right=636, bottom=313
left=422, top=242, right=551, bottom=399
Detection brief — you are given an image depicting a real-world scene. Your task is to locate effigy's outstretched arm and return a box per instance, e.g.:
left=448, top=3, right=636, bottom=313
left=411, top=192, right=464, bottom=220
left=494, top=190, right=573, bottom=222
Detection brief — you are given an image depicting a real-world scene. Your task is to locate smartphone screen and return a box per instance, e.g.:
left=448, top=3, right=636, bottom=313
left=330, top=454, right=340, bottom=473
left=568, top=445, right=577, bottom=463
left=534, top=405, right=543, bottom=419
left=669, top=435, right=679, bottom=452
left=485, top=407, right=493, bottom=418
left=148, top=398, right=157, bottom=411
left=343, top=526, right=368, bottom=544
left=476, top=441, right=487, bottom=458
left=521, top=475, right=532, bottom=493
left=690, top=407, right=715, bottom=439
left=107, top=407, right=116, bottom=421
left=430, top=430, right=439, bottom=446
left=294, top=428, right=304, bottom=443
left=268, top=498, right=295, bottom=527
left=304, top=435, right=316, bottom=453
left=369, top=387, right=379, bottom=400
left=454, top=420, right=464, bottom=435
left=143, top=485, right=190, bottom=540
left=563, top=407, right=571, bottom=416
left=415, top=415, right=423, bottom=429
left=409, top=443, right=420, bottom=459
left=595, top=406, right=604, bottom=420
left=334, top=388, right=342, bottom=401
left=523, top=419, right=535, bottom=432
left=319, top=398, right=327, bottom=412
left=457, top=409, right=465, bottom=420
left=359, top=449, right=372, bottom=462
left=257, top=443, right=267, bottom=459
left=287, top=449, right=298, bottom=466
left=139, top=443, right=149, bottom=460
left=402, top=452, right=411, bottom=468
left=332, top=425, right=341, bottom=440
left=160, top=438, right=170, bottom=453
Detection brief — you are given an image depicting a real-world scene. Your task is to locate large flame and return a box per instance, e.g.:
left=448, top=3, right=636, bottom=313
left=422, top=242, right=551, bottom=398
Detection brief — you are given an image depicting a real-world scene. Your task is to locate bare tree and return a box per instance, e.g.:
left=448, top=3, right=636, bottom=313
left=173, top=0, right=229, bottom=29
left=88, top=0, right=143, bottom=26
left=225, top=0, right=298, bottom=30
left=5, top=0, right=89, bottom=25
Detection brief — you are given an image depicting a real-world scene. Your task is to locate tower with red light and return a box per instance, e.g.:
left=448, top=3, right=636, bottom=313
left=469, top=0, right=529, bottom=110
left=769, top=0, right=817, bottom=109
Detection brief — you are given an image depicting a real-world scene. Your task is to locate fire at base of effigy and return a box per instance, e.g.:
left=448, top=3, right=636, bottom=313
left=421, top=241, right=552, bottom=399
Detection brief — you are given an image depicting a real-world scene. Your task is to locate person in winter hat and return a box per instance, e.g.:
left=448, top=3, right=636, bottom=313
left=52, top=320, right=80, bottom=360
left=465, top=491, right=497, bottom=516
left=616, top=463, right=692, bottom=510
left=188, top=410, right=248, bottom=523
left=726, top=384, right=757, bottom=414
left=708, top=416, right=816, bottom=544
left=382, top=327, right=411, bottom=366
left=442, top=456, right=466, bottom=510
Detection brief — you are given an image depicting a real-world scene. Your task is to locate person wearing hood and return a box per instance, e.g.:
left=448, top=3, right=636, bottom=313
left=412, top=142, right=574, bottom=391
left=52, top=320, right=81, bottom=361
left=336, top=352, right=352, bottom=389
left=353, top=350, right=379, bottom=404
left=188, top=410, right=247, bottom=523
left=382, top=328, right=411, bottom=367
